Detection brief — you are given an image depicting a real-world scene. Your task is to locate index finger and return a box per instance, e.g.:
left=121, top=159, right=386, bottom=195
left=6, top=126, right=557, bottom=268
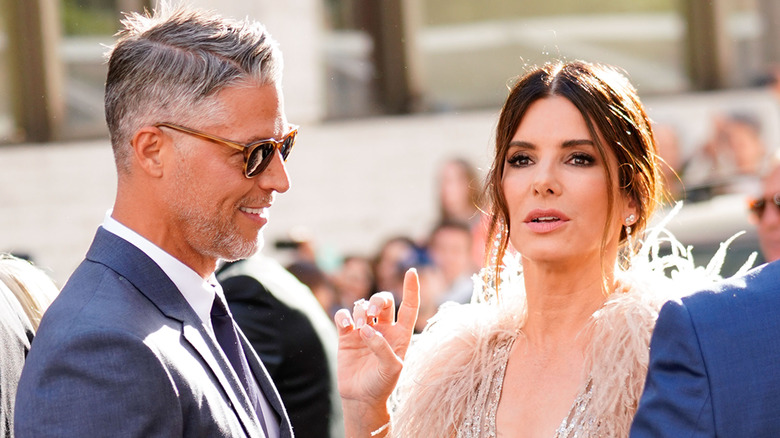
left=395, top=268, right=420, bottom=331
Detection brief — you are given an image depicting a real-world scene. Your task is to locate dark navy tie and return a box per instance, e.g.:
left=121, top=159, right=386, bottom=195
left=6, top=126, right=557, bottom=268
left=210, top=294, right=270, bottom=437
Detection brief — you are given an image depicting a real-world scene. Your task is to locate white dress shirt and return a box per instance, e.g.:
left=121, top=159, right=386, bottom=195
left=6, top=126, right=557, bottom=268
left=101, top=211, right=280, bottom=438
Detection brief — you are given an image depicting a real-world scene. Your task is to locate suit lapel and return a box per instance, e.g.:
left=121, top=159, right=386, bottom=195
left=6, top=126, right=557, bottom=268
left=182, top=324, right=263, bottom=436
left=85, top=228, right=264, bottom=436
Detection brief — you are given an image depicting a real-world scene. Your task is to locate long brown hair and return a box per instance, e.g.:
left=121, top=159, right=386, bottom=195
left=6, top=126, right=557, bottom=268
left=483, top=61, right=663, bottom=283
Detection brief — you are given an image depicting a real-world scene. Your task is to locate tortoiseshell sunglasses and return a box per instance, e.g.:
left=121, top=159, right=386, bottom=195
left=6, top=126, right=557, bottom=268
left=155, top=122, right=298, bottom=178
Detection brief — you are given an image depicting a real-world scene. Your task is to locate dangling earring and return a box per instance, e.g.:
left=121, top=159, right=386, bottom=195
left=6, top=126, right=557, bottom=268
left=481, top=216, right=507, bottom=304
left=489, top=217, right=506, bottom=269
left=625, top=213, right=636, bottom=254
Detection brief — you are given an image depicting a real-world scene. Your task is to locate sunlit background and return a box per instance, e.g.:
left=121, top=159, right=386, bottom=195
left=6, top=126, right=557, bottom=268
left=1, top=0, right=777, bottom=285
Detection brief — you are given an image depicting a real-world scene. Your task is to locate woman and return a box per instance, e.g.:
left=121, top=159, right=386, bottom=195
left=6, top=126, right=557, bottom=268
left=335, top=61, right=705, bottom=437
left=437, top=158, right=490, bottom=269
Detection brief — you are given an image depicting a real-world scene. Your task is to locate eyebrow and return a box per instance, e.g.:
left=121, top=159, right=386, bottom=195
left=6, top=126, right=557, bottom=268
left=508, top=139, right=595, bottom=149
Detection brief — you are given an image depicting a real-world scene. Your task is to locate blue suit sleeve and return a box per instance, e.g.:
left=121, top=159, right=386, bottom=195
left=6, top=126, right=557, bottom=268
left=15, top=329, right=181, bottom=438
left=630, top=299, right=714, bottom=438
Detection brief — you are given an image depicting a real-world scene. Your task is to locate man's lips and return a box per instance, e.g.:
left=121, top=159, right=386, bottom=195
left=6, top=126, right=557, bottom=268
left=239, top=206, right=269, bottom=215
left=239, top=205, right=270, bottom=226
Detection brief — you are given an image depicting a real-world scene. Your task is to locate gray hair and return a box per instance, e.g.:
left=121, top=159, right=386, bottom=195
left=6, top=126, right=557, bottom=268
left=104, top=4, right=283, bottom=173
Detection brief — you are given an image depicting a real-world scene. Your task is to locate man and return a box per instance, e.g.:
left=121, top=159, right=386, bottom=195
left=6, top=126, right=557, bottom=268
left=751, top=151, right=780, bottom=262
left=630, top=260, right=780, bottom=436
left=15, top=6, right=295, bottom=437
left=218, top=254, right=343, bottom=438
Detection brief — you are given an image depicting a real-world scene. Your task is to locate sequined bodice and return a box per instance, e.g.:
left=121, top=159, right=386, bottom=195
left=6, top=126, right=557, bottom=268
left=456, top=335, right=513, bottom=438
left=456, top=335, right=601, bottom=438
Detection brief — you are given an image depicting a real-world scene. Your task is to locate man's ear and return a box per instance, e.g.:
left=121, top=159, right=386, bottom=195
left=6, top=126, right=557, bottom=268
left=131, top=126, right=166, bottom=178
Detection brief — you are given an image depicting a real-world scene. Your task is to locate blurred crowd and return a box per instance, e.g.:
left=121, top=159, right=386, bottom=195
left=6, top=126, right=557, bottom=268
left=279, top=157, right=488, bottom=332
left=653, top=67, right=780, bottom=204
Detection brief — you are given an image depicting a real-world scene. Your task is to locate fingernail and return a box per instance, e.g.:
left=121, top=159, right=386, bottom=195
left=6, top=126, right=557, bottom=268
left=409, top=267, right=417, bottom=274
left=340, top=318, right=351, bottom=328
left=367, top=305, right=378, bottom=317
left=356, top=317, right=365, bottom=328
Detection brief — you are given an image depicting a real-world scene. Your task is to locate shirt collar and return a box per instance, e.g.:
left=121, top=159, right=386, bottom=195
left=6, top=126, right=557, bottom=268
left=101, top=210, right=217, bottom=327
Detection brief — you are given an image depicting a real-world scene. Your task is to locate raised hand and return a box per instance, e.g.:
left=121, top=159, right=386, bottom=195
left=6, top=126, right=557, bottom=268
left=334, top=268, right=420, bottom=437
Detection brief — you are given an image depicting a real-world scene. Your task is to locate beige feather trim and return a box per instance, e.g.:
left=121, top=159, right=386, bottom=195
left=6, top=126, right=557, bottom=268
left=389, top=282, right=663, bottom=437
left=390, top=293, right=524, bottom=437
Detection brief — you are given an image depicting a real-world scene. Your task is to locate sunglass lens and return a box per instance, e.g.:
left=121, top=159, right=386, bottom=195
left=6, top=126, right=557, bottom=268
left=246, top=143, right=275, bottom=177
left=281, top=133, right=296, bottom=161
left=244, top=130, right=296, bottom=177
left=750, top=198, right=766, bottom=217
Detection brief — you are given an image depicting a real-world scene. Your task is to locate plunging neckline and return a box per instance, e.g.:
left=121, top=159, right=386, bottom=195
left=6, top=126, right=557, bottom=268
left=459, top=331, right=596, bottom=438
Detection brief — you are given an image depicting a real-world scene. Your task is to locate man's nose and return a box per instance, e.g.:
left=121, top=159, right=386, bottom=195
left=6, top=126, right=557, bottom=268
left=255, top=150, right=290, bottom=193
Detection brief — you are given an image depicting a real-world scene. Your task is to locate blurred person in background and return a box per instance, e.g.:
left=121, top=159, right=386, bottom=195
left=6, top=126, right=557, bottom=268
left=373, top=236, right=424, bottom=302
left=437, top=158, right=489, bottom=266
left=651, top=123, right=684, bottom=200
left=0, top=254, right=59, bottom=331
left=426, top=220, right=478, bottom=305
left=412, top=264, right=446, bottom=334
left=0, top=281, right=32, bottom=438
left=438, top=158, right=481, bottom=224
left=0, top=254, right=58, bottom=437
left=218, top=254, right=343, bottom=438
left=274, top=226, right=318, bottom=265
left=332, top=255, right=375, bottom=313
left=287, top=260, right=339, bottom=316
left=683, top=113, right=765, bottom=197
left=749, top=150, right=780, bottom=262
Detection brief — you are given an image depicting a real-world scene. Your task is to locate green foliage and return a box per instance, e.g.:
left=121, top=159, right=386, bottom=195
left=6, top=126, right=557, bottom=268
left=62, top=0, right=118, bottom=36
left=422, top=0, right=677, bottom=26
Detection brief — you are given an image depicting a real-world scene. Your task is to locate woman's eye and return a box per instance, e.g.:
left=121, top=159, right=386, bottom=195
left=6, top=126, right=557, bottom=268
left=507, top=153, right=532, bottom=167
left=568, top=152, right=595, bottom=167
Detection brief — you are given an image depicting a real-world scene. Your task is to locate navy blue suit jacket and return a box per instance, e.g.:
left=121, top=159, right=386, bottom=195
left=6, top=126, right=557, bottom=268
left=631, top=260, right=780, bottom=437
left=15, top=227, right=293, bottom=437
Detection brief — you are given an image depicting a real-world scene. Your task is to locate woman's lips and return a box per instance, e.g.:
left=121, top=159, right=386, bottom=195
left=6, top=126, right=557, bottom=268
left=524, top=209, right=569, bottom=233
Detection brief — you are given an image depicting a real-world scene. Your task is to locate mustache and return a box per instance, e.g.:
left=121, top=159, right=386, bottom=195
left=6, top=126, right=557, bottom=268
left=239, top=193, right=274, bottom=207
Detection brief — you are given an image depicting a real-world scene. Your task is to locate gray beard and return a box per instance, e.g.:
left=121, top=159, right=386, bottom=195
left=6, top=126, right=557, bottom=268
left=166, top=154, right=264, bottom=264
left=168, top=195, right=262, bottom=264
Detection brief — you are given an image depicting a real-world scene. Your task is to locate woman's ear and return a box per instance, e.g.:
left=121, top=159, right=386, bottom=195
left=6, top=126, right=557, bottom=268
left=131, top=126, right=166, bottom=178
left=622, top=195, right=639, bottom=227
